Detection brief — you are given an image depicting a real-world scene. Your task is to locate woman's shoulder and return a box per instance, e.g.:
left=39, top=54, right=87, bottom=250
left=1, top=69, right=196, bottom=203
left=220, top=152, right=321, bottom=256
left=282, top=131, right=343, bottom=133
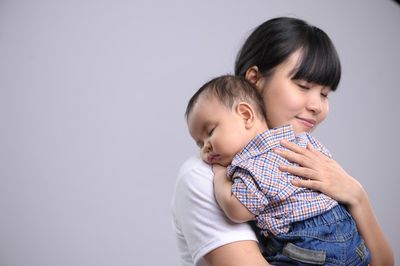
left=171, top=155, right=216, bottom=226
left=177, top=155, right=213, bottom=184
left=172, top=155, right=215, bottom=214
left=172, top=156, right=259, bottom=266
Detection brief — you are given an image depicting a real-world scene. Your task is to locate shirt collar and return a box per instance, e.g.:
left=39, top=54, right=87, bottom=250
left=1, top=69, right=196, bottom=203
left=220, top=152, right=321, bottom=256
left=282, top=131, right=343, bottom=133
left=231, top=124, right=296, bottom=166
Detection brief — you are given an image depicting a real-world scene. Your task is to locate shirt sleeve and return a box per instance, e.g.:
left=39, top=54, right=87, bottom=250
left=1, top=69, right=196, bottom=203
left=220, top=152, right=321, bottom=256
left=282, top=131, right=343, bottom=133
left=171, top=156, right=258, bottom=266
left=303, top=133, right=332, bottom=158
left=231, top=167, right=269, bottom=215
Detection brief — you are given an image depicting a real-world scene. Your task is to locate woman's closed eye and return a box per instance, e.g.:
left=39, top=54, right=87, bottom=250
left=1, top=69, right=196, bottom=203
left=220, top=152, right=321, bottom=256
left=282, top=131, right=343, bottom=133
left=297, top=82, right=310, bottom=90
left=320, top=88, right=331, bottom=98
left=296, top=81, right=330, bottom=98
left=320, top=92, right=329, bottom=98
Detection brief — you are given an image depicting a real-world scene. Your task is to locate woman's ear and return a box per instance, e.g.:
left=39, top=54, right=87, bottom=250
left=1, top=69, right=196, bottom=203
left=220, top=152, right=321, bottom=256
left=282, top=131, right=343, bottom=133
left=245, top=66, right=265, bottom=94
left=245, top=66, right=261, bottom=86
left=236, top=102, right=255, bottom=129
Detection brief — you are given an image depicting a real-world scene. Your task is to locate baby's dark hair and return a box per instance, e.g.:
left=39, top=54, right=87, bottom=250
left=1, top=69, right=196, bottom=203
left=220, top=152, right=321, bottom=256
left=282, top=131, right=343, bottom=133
left=185, top=75, right=267, bottom=122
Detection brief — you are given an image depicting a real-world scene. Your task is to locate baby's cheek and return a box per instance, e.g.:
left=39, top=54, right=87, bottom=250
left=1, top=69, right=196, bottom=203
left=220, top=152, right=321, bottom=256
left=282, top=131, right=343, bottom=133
left=200, top=151, right=208, bottom=164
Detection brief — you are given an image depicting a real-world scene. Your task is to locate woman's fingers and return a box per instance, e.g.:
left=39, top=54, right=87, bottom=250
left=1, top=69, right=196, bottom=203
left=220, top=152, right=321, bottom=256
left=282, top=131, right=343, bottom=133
left=279, top=139, right=309, bottom=154
left=276, top=141, right=329, bottom=166
left=277, top=141, right=364, bottom=205
left=274, top=147, right=311, bottom=168
left=280, top=140, right=321, bottom=159
left=291, top=178, right=322, bottom=191
left=305, top=143, right=327, bottom=159
left=278, top=164, right=315, bottom=180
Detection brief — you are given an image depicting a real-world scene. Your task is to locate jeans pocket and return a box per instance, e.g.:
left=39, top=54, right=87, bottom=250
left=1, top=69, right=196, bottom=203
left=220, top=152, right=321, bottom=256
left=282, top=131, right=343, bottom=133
left=282, top=242, right=326, bottom=265
left=355, top=240, right=371, bottom=265
left=346, top=240, right=371, bottom=266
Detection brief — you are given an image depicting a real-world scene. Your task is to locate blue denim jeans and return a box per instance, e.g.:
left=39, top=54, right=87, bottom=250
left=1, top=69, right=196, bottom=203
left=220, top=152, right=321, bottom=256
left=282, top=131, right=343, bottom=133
left=264, top=204, right=371, bottom=265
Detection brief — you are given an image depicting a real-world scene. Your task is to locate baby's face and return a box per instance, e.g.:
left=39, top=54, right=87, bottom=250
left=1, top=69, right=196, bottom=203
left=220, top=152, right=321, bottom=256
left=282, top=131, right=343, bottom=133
left=187, top=95, right=252, bottom=166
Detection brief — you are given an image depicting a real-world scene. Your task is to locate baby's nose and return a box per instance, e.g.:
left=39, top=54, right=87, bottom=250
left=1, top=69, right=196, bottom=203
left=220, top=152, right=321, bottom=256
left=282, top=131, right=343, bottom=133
left=202, top=142, right=212, bottom=153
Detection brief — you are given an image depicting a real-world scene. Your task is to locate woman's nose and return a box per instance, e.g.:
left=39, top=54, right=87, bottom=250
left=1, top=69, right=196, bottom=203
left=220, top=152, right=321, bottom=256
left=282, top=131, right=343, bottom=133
left=306, top=93, right=322, bottom=114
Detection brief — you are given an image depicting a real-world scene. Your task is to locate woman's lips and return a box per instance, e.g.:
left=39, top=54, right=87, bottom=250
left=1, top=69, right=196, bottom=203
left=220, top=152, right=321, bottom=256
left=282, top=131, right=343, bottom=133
left=296, top=117, right=316, bottom=129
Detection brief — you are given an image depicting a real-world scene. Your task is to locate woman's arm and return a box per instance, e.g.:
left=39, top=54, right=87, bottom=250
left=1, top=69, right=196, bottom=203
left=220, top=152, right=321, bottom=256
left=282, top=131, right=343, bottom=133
left=172, top=157, right=269, bottom=265
left=274, top=140, right=394, bottom=266
left=205, top=240, right=271, bottom=266
left=347, top=190, right=394, bottom=266
left=213, top=164, right=255, bottom=223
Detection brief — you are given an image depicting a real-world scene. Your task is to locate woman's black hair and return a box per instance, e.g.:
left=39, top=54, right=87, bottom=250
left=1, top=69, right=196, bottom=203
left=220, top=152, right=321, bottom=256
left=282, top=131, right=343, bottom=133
left=235, top=17, right=341, bottom=91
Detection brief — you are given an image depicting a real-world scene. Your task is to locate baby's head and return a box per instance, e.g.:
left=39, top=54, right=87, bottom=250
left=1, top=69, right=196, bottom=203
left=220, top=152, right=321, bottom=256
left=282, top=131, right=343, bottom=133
left=185, top=75, right=268, bottom=166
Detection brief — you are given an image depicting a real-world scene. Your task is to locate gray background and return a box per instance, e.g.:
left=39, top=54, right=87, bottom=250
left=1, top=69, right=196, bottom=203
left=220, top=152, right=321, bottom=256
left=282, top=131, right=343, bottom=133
left=0, top=0, right=399, bottom=265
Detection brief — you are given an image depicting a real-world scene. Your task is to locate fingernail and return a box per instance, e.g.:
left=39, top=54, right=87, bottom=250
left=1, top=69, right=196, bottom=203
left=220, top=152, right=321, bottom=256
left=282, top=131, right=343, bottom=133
left=273, top=148, right=281, bottom=153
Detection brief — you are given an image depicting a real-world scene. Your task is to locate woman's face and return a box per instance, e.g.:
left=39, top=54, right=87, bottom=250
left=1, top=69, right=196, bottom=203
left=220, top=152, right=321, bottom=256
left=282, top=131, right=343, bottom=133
left=257, top=51, right=331, bottom=134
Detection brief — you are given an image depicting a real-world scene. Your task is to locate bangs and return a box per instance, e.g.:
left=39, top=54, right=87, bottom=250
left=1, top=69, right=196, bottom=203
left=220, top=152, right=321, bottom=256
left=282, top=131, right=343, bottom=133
left=291, top=29, right=341, bottom=91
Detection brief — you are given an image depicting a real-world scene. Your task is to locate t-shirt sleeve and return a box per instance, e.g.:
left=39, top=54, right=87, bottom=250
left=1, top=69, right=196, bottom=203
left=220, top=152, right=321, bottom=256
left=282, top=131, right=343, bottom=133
left=171, top=157, right=258, bottom=266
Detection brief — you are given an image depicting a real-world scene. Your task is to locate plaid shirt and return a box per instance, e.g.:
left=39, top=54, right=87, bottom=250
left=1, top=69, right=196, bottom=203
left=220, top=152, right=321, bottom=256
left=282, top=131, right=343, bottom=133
left=228, top=125, right=338, bottom=236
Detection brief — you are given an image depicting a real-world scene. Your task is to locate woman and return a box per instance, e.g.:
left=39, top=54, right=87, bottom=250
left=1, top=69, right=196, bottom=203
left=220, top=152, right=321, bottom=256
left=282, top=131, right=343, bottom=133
left=171, top=17, right=394, bottom=266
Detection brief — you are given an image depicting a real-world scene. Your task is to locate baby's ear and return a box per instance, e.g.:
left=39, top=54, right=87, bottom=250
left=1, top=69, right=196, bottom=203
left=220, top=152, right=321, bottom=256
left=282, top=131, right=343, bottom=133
left=236, top=102, right=255, bottom=129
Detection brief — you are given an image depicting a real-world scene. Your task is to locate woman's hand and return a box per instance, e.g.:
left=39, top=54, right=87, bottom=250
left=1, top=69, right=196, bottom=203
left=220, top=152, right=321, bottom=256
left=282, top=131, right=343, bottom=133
left=274, top=140, right=364, bottom=206
left=275, top=140, right=394, bottom=265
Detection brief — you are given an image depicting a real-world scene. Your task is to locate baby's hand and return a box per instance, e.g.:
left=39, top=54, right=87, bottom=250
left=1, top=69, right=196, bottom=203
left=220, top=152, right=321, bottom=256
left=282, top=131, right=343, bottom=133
left=212, top=164, right=230, bottom=185
left=212, top=164, right=227, bottom=177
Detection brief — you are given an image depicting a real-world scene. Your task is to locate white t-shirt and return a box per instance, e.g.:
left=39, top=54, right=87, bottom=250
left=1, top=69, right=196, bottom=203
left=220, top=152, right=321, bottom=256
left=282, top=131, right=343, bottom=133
left=171, top=156, right=258, bottom=266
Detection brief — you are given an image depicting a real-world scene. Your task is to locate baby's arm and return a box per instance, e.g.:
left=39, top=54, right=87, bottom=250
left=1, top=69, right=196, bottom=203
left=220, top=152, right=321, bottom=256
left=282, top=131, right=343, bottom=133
left=212, top=164, right=255, bottom=223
